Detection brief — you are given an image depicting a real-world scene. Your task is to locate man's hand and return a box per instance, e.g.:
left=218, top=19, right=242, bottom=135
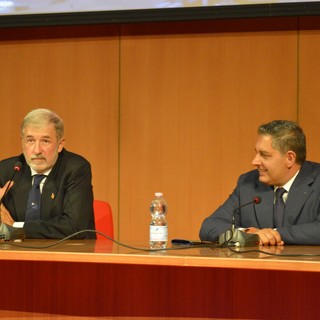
left=0, top=180, right=14, bottom=200
left=0, top=181, right=15, bottom=226
left=246, top=227, right=284, bottom=246
left=0, top=204, right=14, bottom=226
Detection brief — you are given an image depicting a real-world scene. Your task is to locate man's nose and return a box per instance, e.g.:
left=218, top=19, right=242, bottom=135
left=33, top=141, right=42, bottom=154
left=252, top=154, right=260, bottom=166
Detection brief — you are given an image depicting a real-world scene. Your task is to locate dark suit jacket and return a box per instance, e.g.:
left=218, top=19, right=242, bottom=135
left=199, top=161, right=320, bottom=245
left=0, top=149, right=96, bottom=239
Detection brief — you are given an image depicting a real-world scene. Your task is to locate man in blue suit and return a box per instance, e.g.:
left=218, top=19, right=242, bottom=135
left=0, top=108, right=95, bottom=239
left=200, top=120, right=320, bottom=245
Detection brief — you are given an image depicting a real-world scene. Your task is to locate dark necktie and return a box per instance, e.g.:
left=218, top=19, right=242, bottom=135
left=25, top=174, right=46, bottom=222
left=273, top=187, right=286, bottom=228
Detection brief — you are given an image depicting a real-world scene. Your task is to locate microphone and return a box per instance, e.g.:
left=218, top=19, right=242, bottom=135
left=218, top=196, right=261, bottom=247
left=0, top=161, right=25, bottom=241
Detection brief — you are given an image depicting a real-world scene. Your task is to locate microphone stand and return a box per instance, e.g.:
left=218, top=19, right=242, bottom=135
left=0, top=161, right=25, bottom=241
left=219, top=198, right=261, bottom=247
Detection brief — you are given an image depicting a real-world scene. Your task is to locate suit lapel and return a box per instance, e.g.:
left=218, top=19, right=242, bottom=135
left=13, top=169, right=32, bottom=221
left=254, top=184, right=274, bottom=228
left=284, top=163, right=314, bottom=225
left=41, top=176, right=58, bottom=220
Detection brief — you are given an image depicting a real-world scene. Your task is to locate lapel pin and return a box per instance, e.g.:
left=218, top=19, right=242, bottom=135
left=51, top=193, right=55, bottom=199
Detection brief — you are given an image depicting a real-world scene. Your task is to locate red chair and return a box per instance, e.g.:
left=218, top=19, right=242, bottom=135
left=93, top=200, right=114, bottom=240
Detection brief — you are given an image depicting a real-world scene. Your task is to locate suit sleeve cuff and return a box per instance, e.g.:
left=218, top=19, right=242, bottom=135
left=13, top=222, right=25, bottom=228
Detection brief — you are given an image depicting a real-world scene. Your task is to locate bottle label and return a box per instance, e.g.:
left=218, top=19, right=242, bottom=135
left=150, top=226, right=168, bottom=241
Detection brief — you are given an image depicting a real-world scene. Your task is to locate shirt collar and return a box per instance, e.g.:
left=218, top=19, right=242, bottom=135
left=275, top=170, right=300, bottom=192
left=30, top=168, right=52, bottom=177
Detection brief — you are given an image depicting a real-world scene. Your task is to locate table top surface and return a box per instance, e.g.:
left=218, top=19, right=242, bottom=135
left=1, top=239, right=320, bottom=272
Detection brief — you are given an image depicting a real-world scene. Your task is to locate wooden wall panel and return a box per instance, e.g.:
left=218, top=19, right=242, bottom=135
left=0, top=32, right=120, bottom=236
left=298, top=26, right=320, bottom=162
left=119, top=27, right=298, bottom=244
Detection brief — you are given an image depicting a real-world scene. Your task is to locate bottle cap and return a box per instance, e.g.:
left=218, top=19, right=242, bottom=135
left=155, top=192, right=163, bottom=197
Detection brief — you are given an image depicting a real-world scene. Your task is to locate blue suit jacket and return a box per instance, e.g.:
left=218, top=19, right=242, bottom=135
left=199, top=161, right=320, bottom=245
left=0, top=149, right=96, bottom=239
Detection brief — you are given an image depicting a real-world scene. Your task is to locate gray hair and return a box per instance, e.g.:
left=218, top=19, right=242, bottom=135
left=21, top=108, right=64, bottom=140
left=258, top=120, right=306, bottom=165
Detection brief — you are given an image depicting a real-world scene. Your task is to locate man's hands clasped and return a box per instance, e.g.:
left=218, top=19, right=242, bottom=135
left=246, top=227, right=284, bottom=246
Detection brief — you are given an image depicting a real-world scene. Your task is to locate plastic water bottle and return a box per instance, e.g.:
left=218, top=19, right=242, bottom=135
left=149, top=192, right=168, bottom=249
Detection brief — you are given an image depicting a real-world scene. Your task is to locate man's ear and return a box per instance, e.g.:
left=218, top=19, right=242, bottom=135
left=58, top=138, right=65, bottom=153
left=286, top=150, right=296, bottom=168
